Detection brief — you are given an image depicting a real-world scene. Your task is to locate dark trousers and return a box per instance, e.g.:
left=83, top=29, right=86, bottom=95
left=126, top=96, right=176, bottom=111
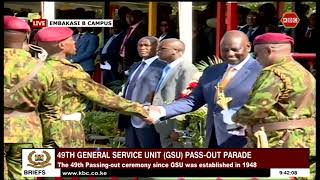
left=218, top=135, right=247, bottom=148
left=208, top=134, right=218, bottom=148
left=125, top=122, right=161, bottom=148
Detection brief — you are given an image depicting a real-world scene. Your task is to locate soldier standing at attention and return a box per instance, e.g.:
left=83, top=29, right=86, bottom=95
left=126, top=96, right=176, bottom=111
left=4, top=16, right=62, bottom=179
left=34, top=27, right=150, bottom=148
left=232, top=33, right=315, bottom=179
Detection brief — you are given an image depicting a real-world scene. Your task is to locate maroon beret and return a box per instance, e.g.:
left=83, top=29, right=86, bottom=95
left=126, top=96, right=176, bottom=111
left=35, top=27, right=73, bottom=42
left=4, top=16, right=31, bottom=32
left=253, top=33, right=294, bottom=46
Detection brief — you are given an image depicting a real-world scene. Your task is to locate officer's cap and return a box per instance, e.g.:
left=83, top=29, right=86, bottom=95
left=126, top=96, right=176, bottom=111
left=253, top=33, right=294, bottom=46
left=35, top=27, right=73, bottom=43
left=4, top=16, right=31, bottom=32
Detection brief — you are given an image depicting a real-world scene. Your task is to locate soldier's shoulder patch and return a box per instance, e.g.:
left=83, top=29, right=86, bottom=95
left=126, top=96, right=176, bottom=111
left=270, top=68, right=293, bottom=99
left=68, top=63, right=85, bottom=72
left=58, top=59, right=81, bottom=69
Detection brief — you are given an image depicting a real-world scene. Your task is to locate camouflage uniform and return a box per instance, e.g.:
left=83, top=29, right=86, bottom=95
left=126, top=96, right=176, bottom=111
left=43, top=56, right=149, bottom=148
left=233, top=57, right=315, bottom=179
left=4, top=48, right=62, bottom=180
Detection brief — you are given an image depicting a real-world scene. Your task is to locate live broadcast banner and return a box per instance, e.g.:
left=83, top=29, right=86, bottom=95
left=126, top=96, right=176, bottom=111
left=22, top=148, right=310, bottom=177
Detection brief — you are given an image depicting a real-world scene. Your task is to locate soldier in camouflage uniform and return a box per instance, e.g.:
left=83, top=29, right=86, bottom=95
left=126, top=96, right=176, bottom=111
left=34, top=27, right=149, bottom=148
left=232, top=33, right=315, bottom=179
left=4, top=16, right=62, bottom=179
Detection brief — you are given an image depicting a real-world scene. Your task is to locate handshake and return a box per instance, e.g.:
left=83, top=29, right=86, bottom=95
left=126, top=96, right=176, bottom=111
left=142, top=105, right=164, bottom=125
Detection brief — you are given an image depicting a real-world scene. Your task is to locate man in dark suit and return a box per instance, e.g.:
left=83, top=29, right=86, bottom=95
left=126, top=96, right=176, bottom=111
left=157, top=19, right=178, bottom=41
left=152, top=39, right=198, bottom=148
left=146, top=30, right=262, bottom=148
left=302, top=13, right=317, bottom=53
left=68, top=27, right=99, bottom=76
left=239, top=12, right=265, bottom=51
left=118, top=36, right=167, bottom=148
left=119, top=10, right=147, bottom=73
left=100, top=21, right=125, bottom=85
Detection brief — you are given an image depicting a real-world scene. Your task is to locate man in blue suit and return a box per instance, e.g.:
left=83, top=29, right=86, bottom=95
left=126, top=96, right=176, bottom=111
left=69, top=27, right=99, bottom=76
left=117, top=36, right=167, bottom=148
left=145, top=30, right=262, bottom=148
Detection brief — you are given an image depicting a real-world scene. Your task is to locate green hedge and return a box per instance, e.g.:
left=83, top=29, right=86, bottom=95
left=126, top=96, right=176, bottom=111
left=82, top=111, right=125, bottom=148
left=176, top=107, right=207, bottom=148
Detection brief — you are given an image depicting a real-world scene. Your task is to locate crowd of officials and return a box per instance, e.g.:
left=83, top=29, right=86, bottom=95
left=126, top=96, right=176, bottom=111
left=5, top=2, right=317, bottom=84
left=4, top=2, right=316, bottom=180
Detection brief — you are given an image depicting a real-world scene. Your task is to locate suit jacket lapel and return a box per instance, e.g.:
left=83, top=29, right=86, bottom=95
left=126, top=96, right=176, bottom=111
left=128, top=23, right=143, bottom=41
left=137, top=59, right=158, bottom=84
left=225, top=58, right=253, bottom=92
left=215, top=63, right=228, bottom=84
left=123, top=62, right=140, bottom=96
left=76, top=33, right=88, bottom=49
left=157, top=62, right=182, bottom=92
left=204, top=63, right=227, bottom=101
left=128, top=62, right=140, bottom=79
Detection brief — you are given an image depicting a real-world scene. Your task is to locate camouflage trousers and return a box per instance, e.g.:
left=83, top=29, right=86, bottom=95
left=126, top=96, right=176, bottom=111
left=43, top=120, right=85, bottom=148
left=4, top=143, right=35, bottom=180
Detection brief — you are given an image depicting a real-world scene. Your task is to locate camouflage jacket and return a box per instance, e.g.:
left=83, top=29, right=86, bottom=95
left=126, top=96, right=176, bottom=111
left=43, top=56, right=149, bottom=147
left=4, top=48, right=62, bottom=147
left=233, top=56, right=315, bottom=153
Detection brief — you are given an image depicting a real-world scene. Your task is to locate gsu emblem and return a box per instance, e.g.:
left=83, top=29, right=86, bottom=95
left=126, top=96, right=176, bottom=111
left=27, top=150, right=51, bottom=168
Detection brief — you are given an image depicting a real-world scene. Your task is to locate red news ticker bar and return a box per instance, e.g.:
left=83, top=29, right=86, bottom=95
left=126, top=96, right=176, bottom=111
left=55, top=149, right=309, bottom=169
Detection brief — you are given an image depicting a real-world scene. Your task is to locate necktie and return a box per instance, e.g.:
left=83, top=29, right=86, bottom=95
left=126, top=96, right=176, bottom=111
left=214, top=67, right=237, bottom=101
left=220, top=67, right=237, bottom=89
left=76, top=33, right=83, bottom=42
left=102, top=35, right=116, bottom=54
left=247, top=28, right=253, bottom=37
left=156, top=65, right=171, bottom=92
left=125, top=62, right=146, bottom=100
left=120, top=27, right=133, bottom=57
left=305, top=29, right=312, bottom=39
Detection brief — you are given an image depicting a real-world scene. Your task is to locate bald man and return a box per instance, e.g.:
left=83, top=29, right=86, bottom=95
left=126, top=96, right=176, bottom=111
left=232, top=33, right=315, bottom=178
left=146, top=30, right=262, bottom=148
left=118, top=36, right=167, bottom=148
left=152, top=38, right=198, bottom=148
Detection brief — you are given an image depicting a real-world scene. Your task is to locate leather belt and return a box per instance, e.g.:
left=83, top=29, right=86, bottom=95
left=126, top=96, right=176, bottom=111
left=251, top=118, right=315, bottom=133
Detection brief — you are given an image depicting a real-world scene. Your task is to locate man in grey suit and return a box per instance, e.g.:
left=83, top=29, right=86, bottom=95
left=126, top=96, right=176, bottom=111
left=152, top=39, right=198, bottom=148
left=117, top=36, right=167, bottom=148
left=145, top=30, right=262, bottom=148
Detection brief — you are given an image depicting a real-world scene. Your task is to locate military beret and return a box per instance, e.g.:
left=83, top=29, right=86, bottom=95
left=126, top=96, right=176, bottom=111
left=35, top=27, right=73, bottom=42
left=253, top=33, right=294, bottom=46
left=4, top=16, right=31, bottom=32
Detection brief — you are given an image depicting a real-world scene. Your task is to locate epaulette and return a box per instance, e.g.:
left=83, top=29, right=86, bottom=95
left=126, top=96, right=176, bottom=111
left=270, top=68, right=293, bottom=100
left=59, top=58, right=82, bottom=70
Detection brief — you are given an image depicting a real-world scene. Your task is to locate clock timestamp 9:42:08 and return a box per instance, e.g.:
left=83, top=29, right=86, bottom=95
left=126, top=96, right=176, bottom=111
left=270, top=168, right=310, bottom=177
